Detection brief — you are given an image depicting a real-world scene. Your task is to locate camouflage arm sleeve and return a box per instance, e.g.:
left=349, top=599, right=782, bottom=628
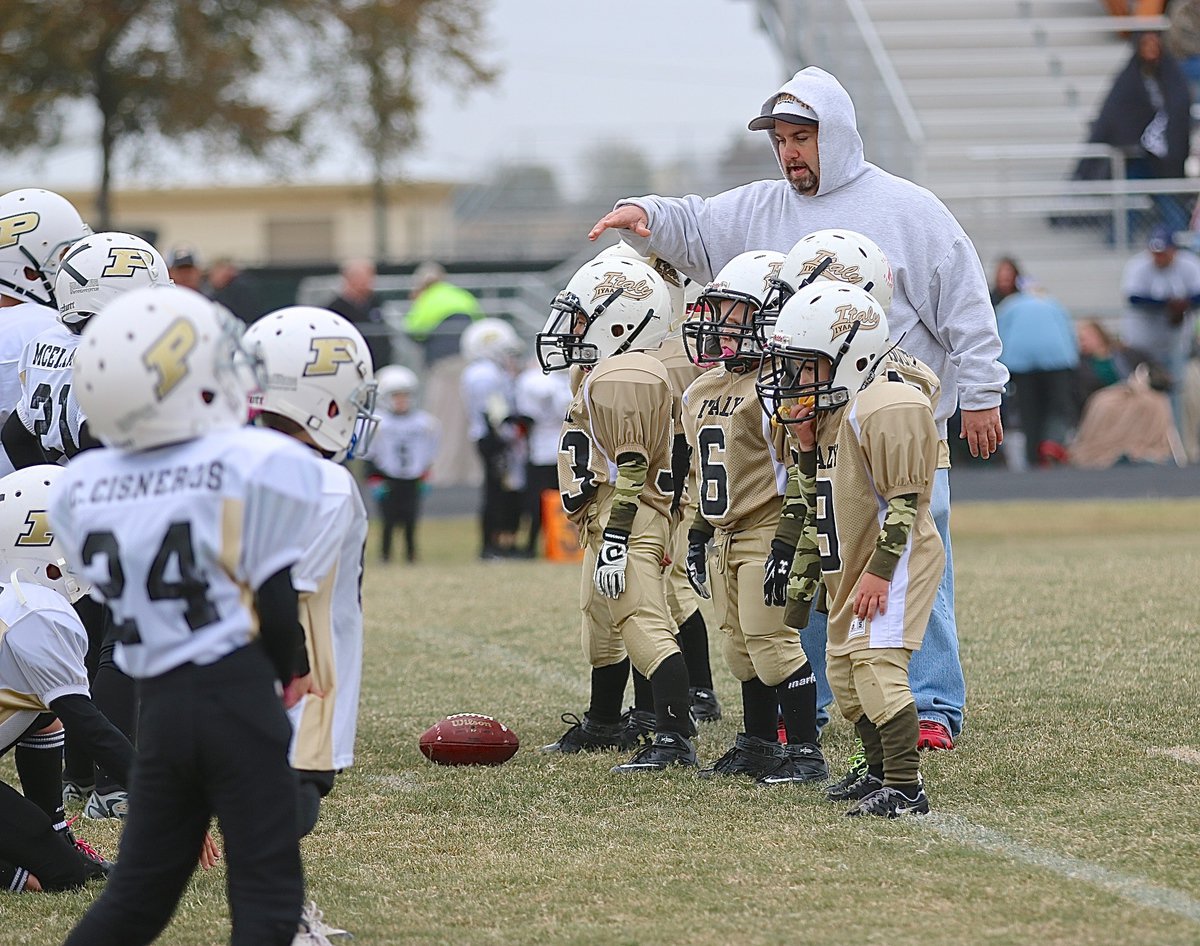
left=784, top=449, right=822, bottom=628
left=866, top=492, right=919, bottom=581
left=773, top=462, right=807, bottom=550
left=605, top=451, right=648, bottom=535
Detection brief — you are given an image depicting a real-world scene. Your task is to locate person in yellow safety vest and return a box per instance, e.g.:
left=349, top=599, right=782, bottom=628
left=403, top=262, right=484, bottom=366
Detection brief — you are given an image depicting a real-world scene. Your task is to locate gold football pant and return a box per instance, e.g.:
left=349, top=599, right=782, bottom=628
left=710, top=524, right=809, bottom=687
left=579, top=498, right=680, bottom=678
left=663, top=514, right=700, bottom=627
left=826, top=647, right=914, bottom=726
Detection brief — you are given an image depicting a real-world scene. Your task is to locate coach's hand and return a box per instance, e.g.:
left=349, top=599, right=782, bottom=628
left=594, top=528, right=630, bottom=598
left=960, top=407, right=1003, bottom=460
left=588, top=205, right=651, bottom=242
left=199, top=831, right=221, bottom=871
left=763, top=539, right=795, bottom=607
left=685, top=530, right=711, bottom=600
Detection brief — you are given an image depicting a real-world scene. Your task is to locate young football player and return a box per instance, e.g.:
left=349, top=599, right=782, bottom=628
left=243, top=305, right=377, bottom=941
left=365, top=364, right=440, bottom=563
left=680, top=250, right=826, bottom=785
left=0, top=465, right=134, bottom=892
left=3, top=230, right=172, bottom=820
left=537, top=256, right=696, bottom=772
left=0, top=188, right=91, bottom=477
left=50, top=284, right=323, bottom=944
left=758, top=281, right=943, bottom=817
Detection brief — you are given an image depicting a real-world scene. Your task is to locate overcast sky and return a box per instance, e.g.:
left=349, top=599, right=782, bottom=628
left=0, top=0, right=786, bottom=197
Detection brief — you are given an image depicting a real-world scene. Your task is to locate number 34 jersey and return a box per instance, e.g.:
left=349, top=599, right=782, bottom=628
left=49, top=426, right=323, bottom=679
left=16, top=322, right=87, bottom=461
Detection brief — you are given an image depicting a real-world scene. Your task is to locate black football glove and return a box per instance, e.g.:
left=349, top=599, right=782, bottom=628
left=763, top=538, right=795, bottom=607
left=686, top=529, right=711, bottom=600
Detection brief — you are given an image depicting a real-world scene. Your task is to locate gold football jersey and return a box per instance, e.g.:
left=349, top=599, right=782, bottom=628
left=648, top=335, right=703, bottom=516
left=557, top=352, right=676, bottom=528
left=814, top=372, right=944, bottom=656
left=681, top=367, right=787, bottom=532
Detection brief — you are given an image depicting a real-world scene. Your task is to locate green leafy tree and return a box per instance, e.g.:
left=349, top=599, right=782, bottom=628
left=0, top=1, right=310, bottom=228
left=311, top=0, right=497, bottom=258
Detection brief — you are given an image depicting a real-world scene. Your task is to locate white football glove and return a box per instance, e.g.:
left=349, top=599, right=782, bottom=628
left=594, top=528, right=629, bottom=599
left=685, top=529, right=711, bottom=600
left=763, top=539, right=795, bottom=608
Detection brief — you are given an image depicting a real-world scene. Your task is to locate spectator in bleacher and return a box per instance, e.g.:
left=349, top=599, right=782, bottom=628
left=1074, top=318, right=1146, bottom=410
left=403, top=261, right=484, bottom=367
left=206, top=257, right=261, bottom=325
left=327, top=258, right=392, bottom=369
left=1166, top=0, right=1200, bottom=104
left=167, top=246, right=204, bottom=292
left=996, top=286, right=1080, bottom=468
left=1086, top=30, right=1193, bottom=234
left=1121, top=223, right=1200, bottom=429
left=989, top=256, right=1024, bottom=309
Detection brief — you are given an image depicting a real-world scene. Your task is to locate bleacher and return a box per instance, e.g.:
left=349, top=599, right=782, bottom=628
left=749, top=0, right=1186, bottom=317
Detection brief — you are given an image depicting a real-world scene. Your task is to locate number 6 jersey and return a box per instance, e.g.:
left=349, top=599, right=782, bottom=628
left=49, top=426, right=323, bottom=679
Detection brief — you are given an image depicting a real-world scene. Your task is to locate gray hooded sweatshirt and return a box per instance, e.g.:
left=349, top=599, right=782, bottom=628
left=616, top=66, right=1008, bottom=435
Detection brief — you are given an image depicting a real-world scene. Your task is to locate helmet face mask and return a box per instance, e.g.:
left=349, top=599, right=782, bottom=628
left=683, top=250, right=784, bottom=369
left=243, top=306, right=379, bottom=463
left=536, top=258, right=670, bottom=373
left=756, top=282, right=890, bottom=423
left=55, top=231, right=171, bottom=333
left=0, top=189, right=91, bottom=308
left=0, top=466, right=90, bottom=603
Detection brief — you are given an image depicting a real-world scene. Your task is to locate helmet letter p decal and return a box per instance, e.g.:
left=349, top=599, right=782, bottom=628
left=16, top=510, right=54, bottom=547
left=0, top=212, right=39, bottom=249
left=305, top=337, right=356, bottom=376
left=103, top=247, right=152, bottom=278
left=143, top=317, right=198, bottom=400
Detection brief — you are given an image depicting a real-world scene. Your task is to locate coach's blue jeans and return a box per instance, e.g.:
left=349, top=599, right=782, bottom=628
left=799, top=468, right=965, bottom=737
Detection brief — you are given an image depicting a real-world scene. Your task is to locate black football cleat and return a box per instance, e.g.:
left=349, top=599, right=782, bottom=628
left=610, top=731, right=697, bottom=773
left=618, top=708, right=656, bottom=749
left=689, top=687, right=723, bottom=723
left=698, top=733, right=785, bottom=780
left=845, top=783, right=930, bottom=819
left=542, top=713, right=626, bottom=753
left=826, top=769, right=883, bottom=803
left=758, top=742, right=828, bottom=785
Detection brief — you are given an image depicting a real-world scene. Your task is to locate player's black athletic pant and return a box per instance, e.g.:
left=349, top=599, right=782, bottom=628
left=380, top=476, right=420, bottom=562
left=64, top=643, right=303, bottom=946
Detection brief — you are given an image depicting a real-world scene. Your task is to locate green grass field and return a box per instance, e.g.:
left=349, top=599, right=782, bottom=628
left=4, top=499, right=1200, bottom=945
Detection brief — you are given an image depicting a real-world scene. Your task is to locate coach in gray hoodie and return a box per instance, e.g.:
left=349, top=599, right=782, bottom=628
left=589, top=66, right=1008, bottom=748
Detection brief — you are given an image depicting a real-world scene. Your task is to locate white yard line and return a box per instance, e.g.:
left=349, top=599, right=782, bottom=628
left=924, top=813, right=1200, bottom=924
left=1148, top=746, right=1200, bottom=767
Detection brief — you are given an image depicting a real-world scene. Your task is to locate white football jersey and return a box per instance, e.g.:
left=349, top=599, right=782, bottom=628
left=515, top=367, right=572, bottom=467
left=16, top=321, right=85, bottom=460
left=287, top=460, right=368, bottom=771
left=0, top=579, right=90, bottom=750
left=366, top=409, right=440, bottom=480
left=0, top=302, right=59, bottom=474
left=49, top=426, right=323, bottom=679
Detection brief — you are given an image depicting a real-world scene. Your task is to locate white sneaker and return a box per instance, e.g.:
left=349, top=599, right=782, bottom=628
left=301, top=901, right=352, bottom=940
left=84, top=789, right=129, bottom=820
left=292, top=927, right=334, bottom=946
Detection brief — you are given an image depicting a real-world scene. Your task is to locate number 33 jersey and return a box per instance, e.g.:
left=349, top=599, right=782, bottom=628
left=16, top=321, right=86, bottom=461
left=49, top=426, right=323, bottom=679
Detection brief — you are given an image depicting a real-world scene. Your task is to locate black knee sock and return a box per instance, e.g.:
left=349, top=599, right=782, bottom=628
left=742, top=677, right=779, bottom=742
left=91, top=663, right=136, bottom=793
left=16, top=729, right=65, bottom=825
left=676, top=610, right=713, bottom=689
left=854, top=715, right=886, bottom=781
left=632, top=667, right=654, bottom=713
left=587, top=658, right=630, bottom=725
left=775, top=661, right=817, bottom=746
left=649, top=652, right=694, bottom=737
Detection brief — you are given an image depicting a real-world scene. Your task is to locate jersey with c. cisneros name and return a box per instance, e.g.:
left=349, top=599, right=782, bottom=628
left=16, top=321, right=86, bottom=460
left=287, top=459, right=368, bottom=772
left=0, top=580, right=90, bottom=751
left=557, top=352, right=676, bottom=529
left=681, top=366, right=787, bottom=532
left=49, top=426, right=323, bottom=679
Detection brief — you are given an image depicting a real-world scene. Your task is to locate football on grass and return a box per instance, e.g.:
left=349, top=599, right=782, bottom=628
left=418, top=714, right=519, bottom=766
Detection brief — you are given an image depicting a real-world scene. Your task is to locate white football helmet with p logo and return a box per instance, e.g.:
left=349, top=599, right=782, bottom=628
left=0, top=188, right=91, bottom=308
left=0, top=466, right=89, bottom=602
left=54, top=231, right=171, bottom=333
left=243, top=306, right=379, bottom=462
left=74, top=285, right=261, bottom=450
